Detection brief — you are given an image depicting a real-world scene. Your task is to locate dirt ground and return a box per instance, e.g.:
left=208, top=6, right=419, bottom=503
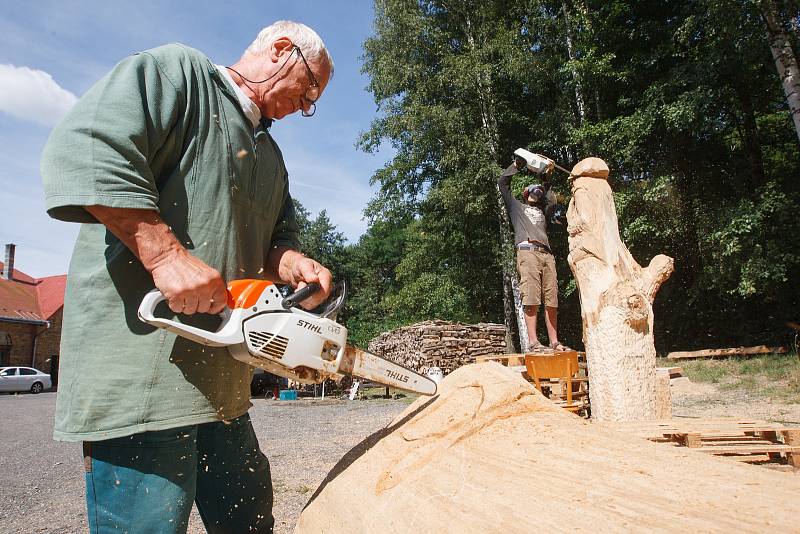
left=670, top=377, right=800, bottom=425
left=0, top=392, right=407, bottom=534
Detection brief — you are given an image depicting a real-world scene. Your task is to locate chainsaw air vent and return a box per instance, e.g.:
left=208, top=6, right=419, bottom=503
left=248, top=331, right=289, bottom=360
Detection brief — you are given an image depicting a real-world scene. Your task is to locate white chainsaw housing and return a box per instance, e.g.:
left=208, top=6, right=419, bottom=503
left=230, top=309, right=347, bottom=384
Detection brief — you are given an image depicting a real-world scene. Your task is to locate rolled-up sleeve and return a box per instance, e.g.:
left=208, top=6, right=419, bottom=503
left=41, top=51, right=182, bottom=223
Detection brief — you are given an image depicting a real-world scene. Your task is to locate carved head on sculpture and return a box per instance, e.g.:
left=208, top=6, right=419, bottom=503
left=570, top=157, right=609, bottom=180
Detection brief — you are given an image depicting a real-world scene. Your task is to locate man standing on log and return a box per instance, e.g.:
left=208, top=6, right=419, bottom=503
left=498, top=157, right=571, bottom=353
left=41, top=21, right=333, bottom=533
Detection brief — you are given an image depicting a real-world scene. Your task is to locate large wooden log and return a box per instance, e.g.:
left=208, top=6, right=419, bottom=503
left=667, top=345, right=787, bottom=360
left=296, top=363, right=799, bottom=533
left=566, top=158, right=674, bottom=421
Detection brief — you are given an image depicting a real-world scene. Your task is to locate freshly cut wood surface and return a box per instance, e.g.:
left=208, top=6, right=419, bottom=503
left=656, top=366, right=684, bottom=377
left=566, top=167, right=674, bottom=421
left=654, top=369, right=672, bottom=418
left=296, top=363, right=800, bottom=533
left=666, top=345, right=788, bottom=360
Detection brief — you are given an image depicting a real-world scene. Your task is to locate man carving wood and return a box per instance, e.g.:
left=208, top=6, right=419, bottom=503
left=497, top=150, right=571, bottom=353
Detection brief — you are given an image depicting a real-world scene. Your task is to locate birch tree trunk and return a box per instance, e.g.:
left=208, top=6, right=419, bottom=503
left=761, top=0, right=800, bottom=143
left=563, top=1, right=587, bottom=125
left=461, top=9, right=529, bottom=351
left=495, top=194, right=530, bottom=352
left=566, top=158, right=674, bottom=421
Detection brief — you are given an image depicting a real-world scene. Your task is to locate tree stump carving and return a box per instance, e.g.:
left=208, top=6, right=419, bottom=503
left=566, top=158, right=674, bottom=421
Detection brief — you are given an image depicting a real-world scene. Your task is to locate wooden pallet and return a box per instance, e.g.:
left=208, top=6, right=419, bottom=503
left=600, top=419, right=800, bottom=466
left=656, top=366, right=684, bottom=378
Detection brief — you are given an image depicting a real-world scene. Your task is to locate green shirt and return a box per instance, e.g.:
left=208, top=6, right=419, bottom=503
left=41, top=44, right=300, bottom=442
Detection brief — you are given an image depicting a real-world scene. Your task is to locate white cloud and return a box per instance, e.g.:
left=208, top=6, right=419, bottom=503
left=0, top=64, right=76, bottom=127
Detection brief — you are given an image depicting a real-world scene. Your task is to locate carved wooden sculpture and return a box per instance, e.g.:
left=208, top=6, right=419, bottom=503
left=296, top=364, right=800, bottom=533
left=566, top=158, right=674, bottom=421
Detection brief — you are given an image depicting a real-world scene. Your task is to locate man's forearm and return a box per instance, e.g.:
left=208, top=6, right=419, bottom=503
left=85, top=205, right=227, bottom=314
left=497, top=175, right=515, bottom=210
left=84, top=206, right=185, bottom=272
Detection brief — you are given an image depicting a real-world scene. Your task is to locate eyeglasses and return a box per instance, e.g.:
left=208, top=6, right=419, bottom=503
left=294, top=46, right=319, bottom=117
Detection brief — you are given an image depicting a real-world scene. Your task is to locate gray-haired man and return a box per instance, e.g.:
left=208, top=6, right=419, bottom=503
left=41, top=20, right=333, bottom=533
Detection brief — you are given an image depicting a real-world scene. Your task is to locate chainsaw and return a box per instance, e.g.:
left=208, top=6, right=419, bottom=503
left=137, top=279, right=437, bottom=395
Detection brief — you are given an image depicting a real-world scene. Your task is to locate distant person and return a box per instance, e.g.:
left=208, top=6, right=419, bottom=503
left=498, top=158, right=571, bottom=353
left=41, top=21, right=334, bottom=533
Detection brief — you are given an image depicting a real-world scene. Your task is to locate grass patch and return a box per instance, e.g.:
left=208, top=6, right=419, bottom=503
left=681, top=360, right=733, bottom=384
left=667, top=353, right=800, bottom=403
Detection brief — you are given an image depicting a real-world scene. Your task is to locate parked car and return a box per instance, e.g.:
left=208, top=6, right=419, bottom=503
left=0, top=367, right=52, bottom=393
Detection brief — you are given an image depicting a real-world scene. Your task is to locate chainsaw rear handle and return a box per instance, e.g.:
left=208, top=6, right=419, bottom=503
left=137, top=289, right=243, bottom=347
left=282, top=282, right=320, bottom=309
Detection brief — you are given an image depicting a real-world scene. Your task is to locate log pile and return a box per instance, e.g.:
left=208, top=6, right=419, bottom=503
left=367, top=320, right=507, bottom=375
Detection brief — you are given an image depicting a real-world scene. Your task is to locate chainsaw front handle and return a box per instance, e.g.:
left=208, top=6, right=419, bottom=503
left=137, top=289, right=243, bottom=347
left=282, top=282, right=320, bottom=309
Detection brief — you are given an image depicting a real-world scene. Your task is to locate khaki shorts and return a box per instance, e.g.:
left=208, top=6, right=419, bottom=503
left=516, top=249, right=558, bottom=307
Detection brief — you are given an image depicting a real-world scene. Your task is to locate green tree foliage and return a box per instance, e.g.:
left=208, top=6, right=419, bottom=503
left=337, top=215, right=412, bottom=347
left=292, top=198, right=347, bottom=282
left=339, top=0, right=799, bottom=350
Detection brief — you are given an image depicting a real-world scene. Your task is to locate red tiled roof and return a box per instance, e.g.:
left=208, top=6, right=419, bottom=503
left=0, top=262, right=66, bottom=322
left=36, top=275, right=68, bottom=319
left=0, top=262, right=36, bottom=284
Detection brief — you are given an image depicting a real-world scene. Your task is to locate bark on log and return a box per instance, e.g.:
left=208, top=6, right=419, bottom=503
left=296, top=363, right=800, bottom=533
left=667, top=345, right=788, bottom=360
left=760, top=0, right=800, bottom=143
left=566, top=158, right=674, bottom=421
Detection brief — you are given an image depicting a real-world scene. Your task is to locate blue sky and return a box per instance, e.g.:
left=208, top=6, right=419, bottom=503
left=0, top=0, right=388, bottom=277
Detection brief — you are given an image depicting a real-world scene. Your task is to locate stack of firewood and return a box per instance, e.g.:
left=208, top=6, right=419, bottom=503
left=367, top=320, right=507, bottom=375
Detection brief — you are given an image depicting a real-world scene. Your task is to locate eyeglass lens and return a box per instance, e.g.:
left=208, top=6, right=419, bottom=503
left=295, top=46, right=320, bottom=117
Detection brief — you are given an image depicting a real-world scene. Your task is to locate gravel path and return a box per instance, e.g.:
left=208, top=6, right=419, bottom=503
left=0, top=392, right=408, bottom=534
